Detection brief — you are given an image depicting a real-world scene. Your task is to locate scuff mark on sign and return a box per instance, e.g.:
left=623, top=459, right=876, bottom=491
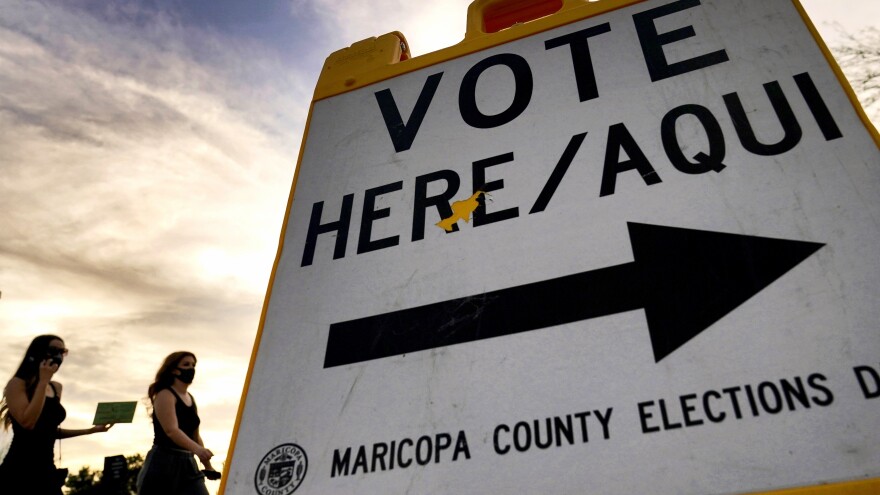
left=436, top=191, right=484, bottom=232
left=339, top=367, right=364, bottom=415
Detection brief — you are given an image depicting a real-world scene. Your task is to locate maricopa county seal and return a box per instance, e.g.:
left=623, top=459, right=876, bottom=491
left=255, top=444, right=308, bottom=495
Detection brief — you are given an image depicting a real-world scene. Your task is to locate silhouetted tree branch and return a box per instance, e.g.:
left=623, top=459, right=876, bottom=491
left=65, top=454, right=143, bottom=495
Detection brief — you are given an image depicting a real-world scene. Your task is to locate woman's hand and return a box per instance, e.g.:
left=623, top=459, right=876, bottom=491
left=38, top=359, right=58, bottom=383
left=195, top=446, right=214, bottom=465
left=91, top=423, right=114, bottom=433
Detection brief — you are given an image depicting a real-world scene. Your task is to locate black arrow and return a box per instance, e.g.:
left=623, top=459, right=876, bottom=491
left=324, top=223, right=823, bottom=368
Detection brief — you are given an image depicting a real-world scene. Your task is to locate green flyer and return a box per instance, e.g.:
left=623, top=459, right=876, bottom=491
left=92, top=402, right=137, bottom=425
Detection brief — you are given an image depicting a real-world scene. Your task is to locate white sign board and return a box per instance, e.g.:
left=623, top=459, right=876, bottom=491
left=224, top=0, right=880, bottom=493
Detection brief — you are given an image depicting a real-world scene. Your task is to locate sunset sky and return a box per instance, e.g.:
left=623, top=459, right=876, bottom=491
left=0, top=0, right=877, bottom=491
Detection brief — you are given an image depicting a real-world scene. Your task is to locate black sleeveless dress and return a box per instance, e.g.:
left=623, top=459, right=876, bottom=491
left=0, top=383, right=66, bottom=495
left=136, top=388, right=208, bottom=495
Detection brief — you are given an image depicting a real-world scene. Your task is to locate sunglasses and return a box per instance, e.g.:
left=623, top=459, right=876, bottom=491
left=47, top=346, right=69, bottom=356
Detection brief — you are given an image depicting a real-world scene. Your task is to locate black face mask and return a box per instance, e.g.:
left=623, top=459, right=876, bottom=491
left=176, top=367, right=195, bottom=384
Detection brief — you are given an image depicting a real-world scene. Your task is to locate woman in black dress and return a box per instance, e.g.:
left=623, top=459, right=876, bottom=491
left=137, top=351, right=215, bottom=495
left=0, top=335, right=113, bottom=495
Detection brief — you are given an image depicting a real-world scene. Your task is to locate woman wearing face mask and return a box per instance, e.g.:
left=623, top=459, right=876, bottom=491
left=137, top=351, right=215, bottom=495
left=0, top=335, right=113, bottom=495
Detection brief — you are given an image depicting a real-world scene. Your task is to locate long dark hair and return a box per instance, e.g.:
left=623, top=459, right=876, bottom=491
left=1, top=334, right=64, bottom=430
left=146, top=351, right=196, bottom=417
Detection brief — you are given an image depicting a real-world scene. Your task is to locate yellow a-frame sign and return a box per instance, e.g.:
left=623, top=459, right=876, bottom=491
left=222, top=1, right=880, bottom=493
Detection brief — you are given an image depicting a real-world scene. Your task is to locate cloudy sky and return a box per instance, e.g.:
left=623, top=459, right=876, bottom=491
left=0, top=0, right=877, bottom=490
